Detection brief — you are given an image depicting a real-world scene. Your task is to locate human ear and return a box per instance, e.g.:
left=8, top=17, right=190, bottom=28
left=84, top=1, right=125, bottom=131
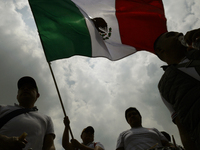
left=37, top=93, right=40, bottom=98
left=155, top=47, right=163, bottom=54
left=155, top=47, right=165, bottom=61
left=16, top=90, right=19, bottom=100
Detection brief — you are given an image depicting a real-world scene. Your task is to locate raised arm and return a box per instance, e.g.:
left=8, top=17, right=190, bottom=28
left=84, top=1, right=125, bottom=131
left=62, top=116, right=74, bottom=150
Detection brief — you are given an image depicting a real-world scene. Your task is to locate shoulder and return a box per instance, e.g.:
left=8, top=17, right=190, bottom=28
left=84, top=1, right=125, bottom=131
left=147, top=128, right=160, bottom=133
left=30, top=109, right=52, bottom=120
left=0, top=104, right=16, bottom=109
left=142, top=127, right=161, bottom=134
left=31, top=111, right=55, bottom=135
left=94, top=142, right=105, bottom=149
left=150, top=127, right=159, bottom=131
left=149, top=128, right=166, bottom=138
left=117, top=129, right=133, bottom=140
left=0, top=105, right=20, bottom=116
left=119, top=129, right=131, bottom=136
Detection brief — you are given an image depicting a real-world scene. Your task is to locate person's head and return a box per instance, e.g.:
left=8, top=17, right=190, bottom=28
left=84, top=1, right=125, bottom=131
left=154, top=31, right=187, bottom=64
left=17, top=76, right=40, bottom=108
left=161, top=131, right=171, bottom=142
left=125, top=107, right=142, bottom=128
left=81, top=126, right=94, bottom=145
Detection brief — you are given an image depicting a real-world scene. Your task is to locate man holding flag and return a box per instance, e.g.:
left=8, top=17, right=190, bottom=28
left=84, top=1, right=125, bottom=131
left=62, top=116, right=105, bottom=150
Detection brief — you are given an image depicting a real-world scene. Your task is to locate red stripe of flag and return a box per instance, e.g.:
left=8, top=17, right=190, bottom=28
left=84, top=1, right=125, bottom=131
left=115, top=0, right=167, bottom=53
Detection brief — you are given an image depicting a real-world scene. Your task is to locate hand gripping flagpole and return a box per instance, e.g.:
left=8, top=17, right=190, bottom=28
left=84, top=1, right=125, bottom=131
left=48, top=62, right=74, bottom=139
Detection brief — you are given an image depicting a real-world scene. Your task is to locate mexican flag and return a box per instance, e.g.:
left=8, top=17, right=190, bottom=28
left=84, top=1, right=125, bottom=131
left=28, top=0, right=167, bottom=62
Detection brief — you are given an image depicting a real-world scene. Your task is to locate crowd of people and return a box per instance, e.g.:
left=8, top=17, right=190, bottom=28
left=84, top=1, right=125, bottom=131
left=0, top=28, right=200, bottom=150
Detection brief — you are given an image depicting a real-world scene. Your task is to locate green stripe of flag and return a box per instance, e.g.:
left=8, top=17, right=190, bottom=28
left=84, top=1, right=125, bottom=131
left=29, top=0, right=92, bottom=62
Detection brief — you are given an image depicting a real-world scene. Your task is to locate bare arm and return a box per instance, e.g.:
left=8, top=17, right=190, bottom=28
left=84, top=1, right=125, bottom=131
left=42, top=134, right=55, bottom=150
left=62, top=117, right=93, bottom=150
left=62, top=116, right=73, bottom=150
left=62, top=116, right=100, bottom=150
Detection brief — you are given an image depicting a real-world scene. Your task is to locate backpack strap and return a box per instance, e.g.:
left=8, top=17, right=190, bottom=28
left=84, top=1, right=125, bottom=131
left=0, top=108, right=37, bottom=129
left=176, top=60, right=200, bottom=68
left=176, top=60, right=200, bottom=76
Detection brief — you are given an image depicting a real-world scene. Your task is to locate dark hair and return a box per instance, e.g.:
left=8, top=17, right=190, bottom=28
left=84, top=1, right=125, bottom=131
left=161, top=131, right=171, bottom=142
left=153, top=33, right=166, bottom=60
left=81, top=126, right=94, bottom=136
left=125, top=107, right=141, bottom=122
left=153, top=32, right=166, bottom=51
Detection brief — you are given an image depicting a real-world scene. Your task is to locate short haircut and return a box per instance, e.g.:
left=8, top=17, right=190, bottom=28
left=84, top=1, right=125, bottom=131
left=81, top=126, right=94, bottom=136
left=153, top=33, right=165, bottom=60
left=153, top=33, right=165, bottom=51
left=161, top=131, right=171, bottom=142
left=125, top=107, right=141, bottom=122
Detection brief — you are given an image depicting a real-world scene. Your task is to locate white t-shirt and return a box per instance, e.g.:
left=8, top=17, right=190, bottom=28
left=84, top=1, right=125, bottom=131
left=0, top=104, right=55, bottom=150
left=77, top=142, right=105, bottom=150
left=116, top=127, right=167, bottom=150
left=161, top=58, right=200, bottom=121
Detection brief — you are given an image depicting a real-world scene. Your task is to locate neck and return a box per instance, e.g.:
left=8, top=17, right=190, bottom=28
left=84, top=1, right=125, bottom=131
left=19, top=103, right=34, bottom=109
left=83, top=141, right=92, bottom=145
left=167, top=56, right=185, bottom=65
left=18, top=97, right=36, bottom=109
left=131, top=124, right=142, bottom=128
left=132, top=126, right=142, bottom=128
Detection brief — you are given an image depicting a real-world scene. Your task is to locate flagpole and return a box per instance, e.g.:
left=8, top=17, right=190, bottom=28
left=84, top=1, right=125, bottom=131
left=48, top=62, right=74, bottom=139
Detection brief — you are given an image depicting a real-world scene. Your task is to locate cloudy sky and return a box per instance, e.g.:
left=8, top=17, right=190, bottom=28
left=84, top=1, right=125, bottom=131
left=0, top=0, right=200, bottom=149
